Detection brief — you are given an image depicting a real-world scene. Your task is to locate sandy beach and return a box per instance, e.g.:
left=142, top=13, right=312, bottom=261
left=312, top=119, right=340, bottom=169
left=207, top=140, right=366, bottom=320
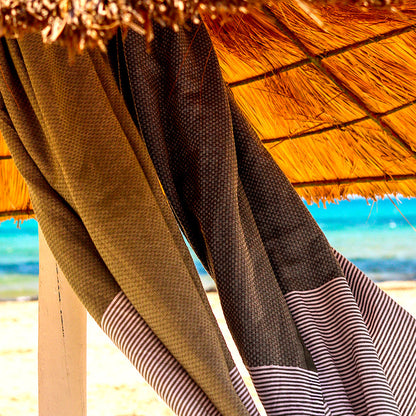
left=1, top=283, right=415, bottom=416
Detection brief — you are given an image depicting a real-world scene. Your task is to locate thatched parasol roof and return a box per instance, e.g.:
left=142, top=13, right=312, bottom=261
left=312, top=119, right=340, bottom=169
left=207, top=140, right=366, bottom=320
left=1, top=0, right=416, bottom=221
left=206, top=1, right=416, bottom=203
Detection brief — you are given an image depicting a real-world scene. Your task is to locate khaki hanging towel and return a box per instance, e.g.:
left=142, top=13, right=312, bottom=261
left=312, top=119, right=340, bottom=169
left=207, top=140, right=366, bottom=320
left=110, top=23, right=416, bottom=415
left=0, top=34, right=256, bottom=416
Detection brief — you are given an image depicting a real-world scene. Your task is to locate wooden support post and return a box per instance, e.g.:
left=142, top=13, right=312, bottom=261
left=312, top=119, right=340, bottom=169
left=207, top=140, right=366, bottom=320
left=38, top=228, right=87, bottom=416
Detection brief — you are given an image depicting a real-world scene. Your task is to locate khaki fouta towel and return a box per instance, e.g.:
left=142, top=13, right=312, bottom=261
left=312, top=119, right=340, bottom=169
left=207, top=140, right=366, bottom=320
left=0, top=34, right=255, bottom=416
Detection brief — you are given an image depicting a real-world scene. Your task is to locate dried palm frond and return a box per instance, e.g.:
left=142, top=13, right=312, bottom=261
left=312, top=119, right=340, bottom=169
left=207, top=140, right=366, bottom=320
left=0, top=156, right=33, bottom=222
left=0, top=0, right=412, bottom=53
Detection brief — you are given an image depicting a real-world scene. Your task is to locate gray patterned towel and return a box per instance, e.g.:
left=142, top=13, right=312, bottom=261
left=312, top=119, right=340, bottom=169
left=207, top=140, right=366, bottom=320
left=109, top=23, right=416, bottom=415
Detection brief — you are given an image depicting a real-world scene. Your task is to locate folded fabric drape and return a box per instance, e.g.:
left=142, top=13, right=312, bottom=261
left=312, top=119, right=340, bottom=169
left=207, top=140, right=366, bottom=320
left=0, top=35, right=256, bottom=416
left=110, top=23, right=416, bottom=415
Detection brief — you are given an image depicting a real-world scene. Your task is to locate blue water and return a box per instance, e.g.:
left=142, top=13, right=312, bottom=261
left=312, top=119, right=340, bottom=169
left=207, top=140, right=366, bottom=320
left=307, top=198, right=416, bottom=283
left=0, top=219, right=39, bottom=299
left=0, top=197, right=415, bottom=298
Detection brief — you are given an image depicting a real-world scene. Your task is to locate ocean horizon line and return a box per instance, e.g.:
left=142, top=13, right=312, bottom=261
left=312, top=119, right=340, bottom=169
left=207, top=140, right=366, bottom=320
left=1, top=198, right=415, bottom=299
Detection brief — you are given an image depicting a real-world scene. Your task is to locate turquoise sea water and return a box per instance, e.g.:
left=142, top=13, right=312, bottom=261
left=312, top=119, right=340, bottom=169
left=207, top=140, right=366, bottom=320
left=0, top=197, right=415, bottom=299
left=0, top=219, right=39, bottom=299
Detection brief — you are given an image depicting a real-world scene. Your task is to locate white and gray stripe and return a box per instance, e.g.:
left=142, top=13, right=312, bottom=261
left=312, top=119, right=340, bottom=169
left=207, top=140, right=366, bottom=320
left=100, top=272, right=415, bottom=416
left=336, top=251, right=416, bottom=416
left=229, top=367, right=260, bottom=416
left=286, top=277, right=401, bottom=416
left=101, top=291, right=220, bottom=416
left=248, top=365, right=328, bottom=416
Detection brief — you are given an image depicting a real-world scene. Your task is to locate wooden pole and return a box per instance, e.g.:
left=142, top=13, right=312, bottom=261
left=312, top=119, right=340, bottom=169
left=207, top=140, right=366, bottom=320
left=38, top=228, right=87, bottom=416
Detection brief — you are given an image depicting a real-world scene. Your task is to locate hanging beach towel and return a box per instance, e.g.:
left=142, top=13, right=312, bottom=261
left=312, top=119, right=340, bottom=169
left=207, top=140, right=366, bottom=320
left=110, top=22, right=416, bottom=415
left=0, top=34, right=258, bottom=416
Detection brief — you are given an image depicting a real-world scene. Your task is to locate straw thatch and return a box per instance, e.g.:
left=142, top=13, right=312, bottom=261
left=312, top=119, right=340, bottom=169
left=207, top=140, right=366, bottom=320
left=0, top=0, right=409, bottom=52
left=1, top=0, right=416, bottom=221
left=204, top=1, right=416, bottom=204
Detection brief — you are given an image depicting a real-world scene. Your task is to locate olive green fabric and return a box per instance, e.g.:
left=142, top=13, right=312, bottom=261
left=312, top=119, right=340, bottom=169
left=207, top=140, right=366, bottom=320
left=0, top=35, right=251, bottom=416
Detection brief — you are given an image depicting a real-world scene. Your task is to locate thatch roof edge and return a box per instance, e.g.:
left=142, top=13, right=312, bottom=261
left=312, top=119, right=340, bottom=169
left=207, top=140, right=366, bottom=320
left=0, top=210, right=35, bottom=223
left=0, top=0, right=408, bottom=53
left=293, top=174, right=416, bottom=189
